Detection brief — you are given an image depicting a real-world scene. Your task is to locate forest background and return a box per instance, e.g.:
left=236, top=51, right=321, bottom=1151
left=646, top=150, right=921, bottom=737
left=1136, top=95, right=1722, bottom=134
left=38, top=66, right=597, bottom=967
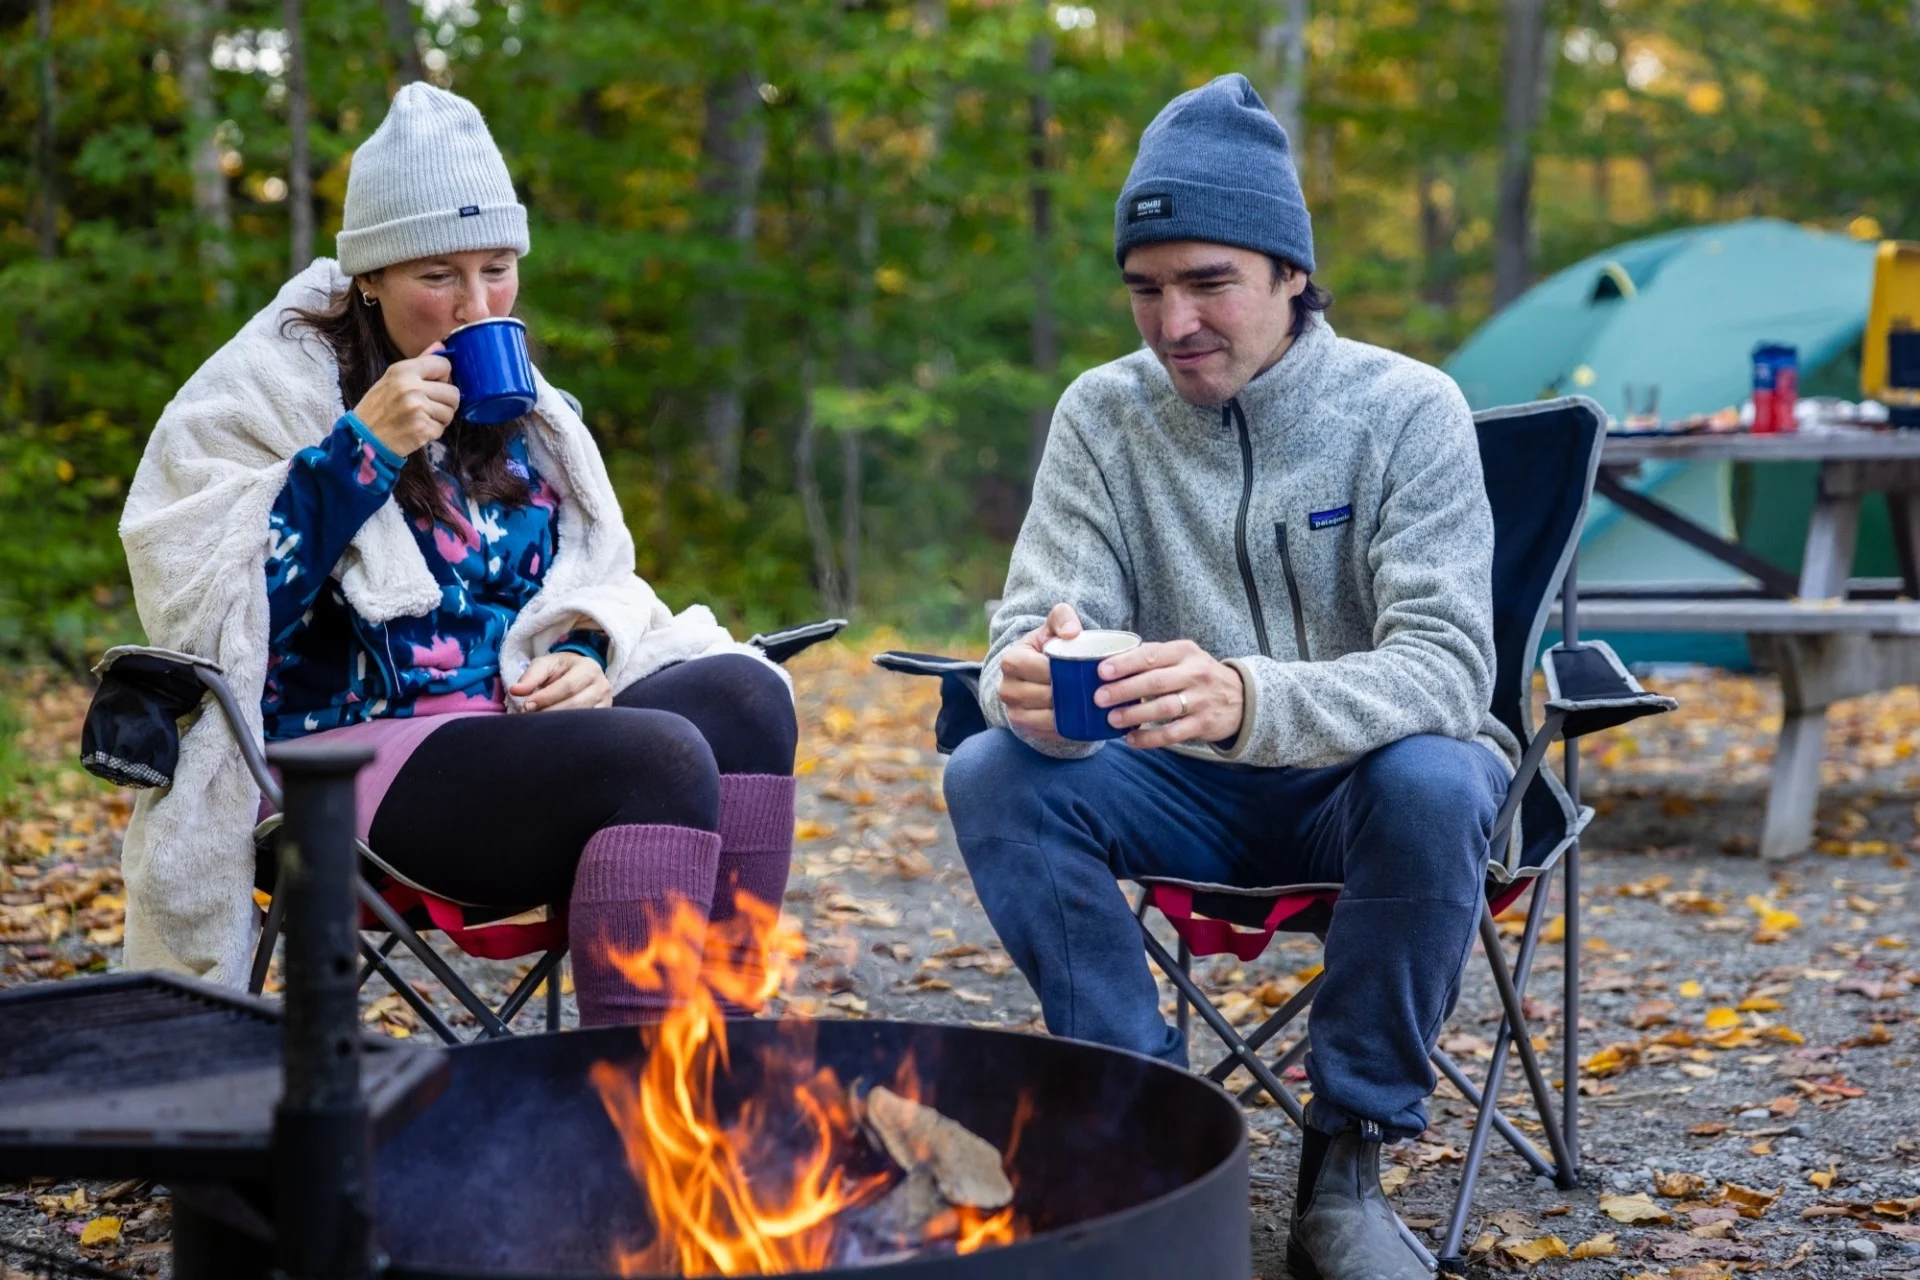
left=2, top=0, right=1916, bottom=663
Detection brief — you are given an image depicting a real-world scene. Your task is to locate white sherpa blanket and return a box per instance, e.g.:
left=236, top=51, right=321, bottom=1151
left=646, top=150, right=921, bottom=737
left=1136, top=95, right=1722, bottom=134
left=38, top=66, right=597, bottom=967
left=119, top=258, right=778, bottom=986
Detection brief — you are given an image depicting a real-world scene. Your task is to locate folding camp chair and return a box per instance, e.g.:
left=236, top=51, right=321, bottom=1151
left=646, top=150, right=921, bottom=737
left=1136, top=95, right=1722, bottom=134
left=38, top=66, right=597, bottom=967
left=876, top=396, right=1677, bottom=1270
left=81, top=618, right=846, bottom=1044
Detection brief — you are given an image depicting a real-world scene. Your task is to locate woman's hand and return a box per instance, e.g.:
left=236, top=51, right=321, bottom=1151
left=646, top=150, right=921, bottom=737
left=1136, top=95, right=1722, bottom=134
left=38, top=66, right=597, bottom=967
left=350, top=346, right=460, bottom=458
left=510, top=652, right=612, bottom=713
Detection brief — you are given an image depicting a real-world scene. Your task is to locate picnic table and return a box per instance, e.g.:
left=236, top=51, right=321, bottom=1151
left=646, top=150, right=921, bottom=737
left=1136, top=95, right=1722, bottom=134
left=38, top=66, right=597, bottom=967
left=1551, top=429, right=1920, bottom=859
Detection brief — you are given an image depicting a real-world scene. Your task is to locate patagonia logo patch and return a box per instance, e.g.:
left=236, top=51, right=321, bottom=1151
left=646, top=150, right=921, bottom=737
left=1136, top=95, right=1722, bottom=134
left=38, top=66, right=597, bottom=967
left=458, top=204, right=481, bottom=217
left=1308, top=503, right=1353, bottom=531
left=1127, top=193, right=1174, bottom=222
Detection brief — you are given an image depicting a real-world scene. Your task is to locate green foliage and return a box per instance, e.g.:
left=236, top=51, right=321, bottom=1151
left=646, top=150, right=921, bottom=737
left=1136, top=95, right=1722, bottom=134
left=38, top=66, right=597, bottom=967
left=3, top=0, right=1917, bottom=664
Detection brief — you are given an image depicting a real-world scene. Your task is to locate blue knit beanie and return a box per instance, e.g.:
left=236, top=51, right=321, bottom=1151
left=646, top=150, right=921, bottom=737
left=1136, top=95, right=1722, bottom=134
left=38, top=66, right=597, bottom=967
left=1114, top=73, right=1314, bottom=273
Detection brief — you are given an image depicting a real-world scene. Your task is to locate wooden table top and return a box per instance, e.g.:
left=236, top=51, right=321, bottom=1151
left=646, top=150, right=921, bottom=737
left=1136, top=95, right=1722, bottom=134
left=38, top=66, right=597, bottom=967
left=1602, top=429, right=1920, bottom=463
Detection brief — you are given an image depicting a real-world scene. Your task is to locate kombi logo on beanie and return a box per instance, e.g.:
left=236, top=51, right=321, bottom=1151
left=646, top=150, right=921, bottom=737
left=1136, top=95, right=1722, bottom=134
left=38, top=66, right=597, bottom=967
left=1128, top=194, right=1175, bottom=222
left=1113, top=73, right=1314, bottom=272
left=336, top=83, right=530, bottom=276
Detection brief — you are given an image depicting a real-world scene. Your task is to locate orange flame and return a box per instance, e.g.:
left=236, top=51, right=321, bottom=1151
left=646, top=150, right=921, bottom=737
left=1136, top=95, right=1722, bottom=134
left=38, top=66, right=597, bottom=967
left=589, top=893, right=1027, bottom=1275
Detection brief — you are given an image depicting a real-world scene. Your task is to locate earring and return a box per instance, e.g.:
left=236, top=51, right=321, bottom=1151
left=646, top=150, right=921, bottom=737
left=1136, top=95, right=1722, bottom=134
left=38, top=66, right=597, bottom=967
left=360, top=290, right=378, bottom=307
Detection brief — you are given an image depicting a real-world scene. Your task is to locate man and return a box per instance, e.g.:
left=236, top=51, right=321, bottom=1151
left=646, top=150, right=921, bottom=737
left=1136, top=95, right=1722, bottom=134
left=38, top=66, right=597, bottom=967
left=942, top=74, right=1516, bottom=1280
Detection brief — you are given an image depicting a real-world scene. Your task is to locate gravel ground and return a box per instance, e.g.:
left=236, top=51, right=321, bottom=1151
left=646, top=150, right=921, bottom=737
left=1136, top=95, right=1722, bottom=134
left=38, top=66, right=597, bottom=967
left=4, top=656, right=1919, bottom=1278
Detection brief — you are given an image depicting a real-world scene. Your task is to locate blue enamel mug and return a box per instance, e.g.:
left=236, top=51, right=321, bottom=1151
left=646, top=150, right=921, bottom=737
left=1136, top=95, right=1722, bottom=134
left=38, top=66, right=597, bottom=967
left=440, top=316, right=537, bottom=425
left=1044, top=629, right=1142, bottom=741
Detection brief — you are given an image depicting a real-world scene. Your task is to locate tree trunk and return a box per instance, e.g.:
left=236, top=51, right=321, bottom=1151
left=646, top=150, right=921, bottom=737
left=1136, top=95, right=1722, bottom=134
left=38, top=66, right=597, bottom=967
left=1025, top=18, right=1057, bottom=487
left=1494, top=0, right=1552, bottom=309
left=35, top=0, right=56, bottom=262
left=834, top=194, right=877, bottom=616
left=793, top=355, right=844, bottom=614
left=382, top=0, right=424, bottom=84
left=695, top=68, right=767, bottom=498
left=284, top=0, right=314, bottom=275
left=1418, top=161, right=1459, bottom=309
left=1259, top=0, right=1308, bottom=160
left=29, top=0, right=56, bottom=423
left=178, top=0, right=233, bottom=309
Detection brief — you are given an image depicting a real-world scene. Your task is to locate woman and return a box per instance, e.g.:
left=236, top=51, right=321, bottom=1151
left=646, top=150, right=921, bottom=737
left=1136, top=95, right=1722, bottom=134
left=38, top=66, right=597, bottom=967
left=118, top=83, right=796, bottom=1025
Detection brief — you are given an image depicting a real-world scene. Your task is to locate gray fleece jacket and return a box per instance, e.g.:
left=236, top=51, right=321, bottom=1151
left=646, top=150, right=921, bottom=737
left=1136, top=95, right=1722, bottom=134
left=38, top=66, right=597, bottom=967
left=981, top=313, right=1519, bottom=771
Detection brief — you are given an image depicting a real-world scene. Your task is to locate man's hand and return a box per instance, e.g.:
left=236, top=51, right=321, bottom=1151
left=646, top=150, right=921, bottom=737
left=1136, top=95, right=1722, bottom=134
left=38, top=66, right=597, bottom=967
left=1094, top=639, right=1245, bottom=749
left=995, top=603, right=1084, bottom=744
left=510, top=652, right=612, bottom=713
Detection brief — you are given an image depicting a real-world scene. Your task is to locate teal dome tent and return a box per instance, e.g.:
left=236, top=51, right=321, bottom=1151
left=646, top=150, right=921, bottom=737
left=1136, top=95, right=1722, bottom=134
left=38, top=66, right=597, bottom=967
left=1445, top=218, right=1879, bottom=668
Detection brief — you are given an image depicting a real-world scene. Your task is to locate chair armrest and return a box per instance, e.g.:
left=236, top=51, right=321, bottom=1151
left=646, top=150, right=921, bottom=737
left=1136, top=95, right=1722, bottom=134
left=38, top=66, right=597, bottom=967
left=1542, top=639, right=1678, bottom=740
left=749, top=618, right=847, bottom=665
left=872, top=651, right=988, bottom=754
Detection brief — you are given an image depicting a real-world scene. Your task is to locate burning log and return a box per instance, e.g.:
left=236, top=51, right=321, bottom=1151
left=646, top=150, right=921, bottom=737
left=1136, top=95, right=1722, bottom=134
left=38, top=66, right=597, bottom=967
left=857, top=1086, right=1012, bottom=1211
left=590, top=893, right=1026, bottom=1275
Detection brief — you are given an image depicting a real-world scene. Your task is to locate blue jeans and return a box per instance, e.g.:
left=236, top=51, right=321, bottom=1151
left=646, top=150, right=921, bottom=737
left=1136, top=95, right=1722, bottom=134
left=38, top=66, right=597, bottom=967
left=943, top=729, right=1507, bottom=1140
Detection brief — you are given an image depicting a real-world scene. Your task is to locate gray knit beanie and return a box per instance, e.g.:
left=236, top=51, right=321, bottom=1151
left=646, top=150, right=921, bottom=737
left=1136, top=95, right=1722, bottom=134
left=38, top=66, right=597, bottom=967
left=1114, top=73, right=1314, bottom=273
left=336, top=83, right=530, bottom=277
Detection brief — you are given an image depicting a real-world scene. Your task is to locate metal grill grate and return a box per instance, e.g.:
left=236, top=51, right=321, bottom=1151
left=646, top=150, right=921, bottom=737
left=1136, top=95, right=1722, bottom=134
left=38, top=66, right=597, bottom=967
left=0, top=972, right=446, bottom=1185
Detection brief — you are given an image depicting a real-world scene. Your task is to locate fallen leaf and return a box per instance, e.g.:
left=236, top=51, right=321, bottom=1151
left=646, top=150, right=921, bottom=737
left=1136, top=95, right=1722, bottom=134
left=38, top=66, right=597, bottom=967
left=1379, top=1165, right=1409, bottom=1195
left=1688, top=1122, right=1730, bottom=1137
left=1632, top=999, right=1677, bottom=1029
left=1485, top=1209, right=1535, bottom=1237
left=1657, top=1171, right=1711, bottom=1198
left=1717, top=1183, right=1781, bottom=1219
left=1838, top=1023, right=1894, bottom=1050
left=794, top=818, right=837, bottom=842
left=1808, top=1166, right=1838, bottom=1189
left=1571, top=1233, right=1618, bottom=1259
left=1601, top=1193, right=1674, bottom=1224
left=77, top=1217, right=122, bottom=1248
left=1735, top=996, right=1782, bottom=1012
left=1704, top=1006, right=1741, bottom=1030
left=1679, top=979, right=1705, bottom=998
left=1501, top=1236, right=1569, bottom=1264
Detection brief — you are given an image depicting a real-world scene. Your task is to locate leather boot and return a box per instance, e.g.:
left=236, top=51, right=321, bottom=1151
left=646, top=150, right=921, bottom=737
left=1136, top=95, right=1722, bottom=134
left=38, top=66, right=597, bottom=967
left=1287, top=1123, right=1431, bottom=1280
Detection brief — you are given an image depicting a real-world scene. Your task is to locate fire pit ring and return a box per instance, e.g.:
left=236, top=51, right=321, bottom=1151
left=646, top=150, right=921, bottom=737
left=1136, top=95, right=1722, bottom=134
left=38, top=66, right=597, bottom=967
left=371, top=1018, right=1249, bottom=1279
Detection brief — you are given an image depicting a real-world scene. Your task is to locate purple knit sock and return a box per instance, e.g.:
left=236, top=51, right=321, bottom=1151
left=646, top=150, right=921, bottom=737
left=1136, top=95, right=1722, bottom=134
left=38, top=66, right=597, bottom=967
left=568, top=823, right=721, bottom=1027
left=702, top=775, right=797, bottom=1011
left=712, top=774, right=798, bottom=921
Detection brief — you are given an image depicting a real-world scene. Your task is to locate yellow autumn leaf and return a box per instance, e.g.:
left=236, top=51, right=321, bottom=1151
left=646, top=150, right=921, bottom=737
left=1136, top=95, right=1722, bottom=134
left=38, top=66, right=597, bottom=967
left=1380, top=1165, right=1410, bottom=1195
left=1583, top=1043, right=1636, bottom=1076
left=78, top=1217, right=122, bottom=1247
left=1679, top=979, right=1704, bottom=998
left=1808, top=1166, right=1837, bottom=1189
left=1501, top=1236, right=1570, bottom=1263
left=1572, top=1233, right=1619, bottom=1259
left=794, top=818, right=837, bottom=842
left=1600, top=1193, right=1673, bottom=1224
left=1718, top=1183, right=1782, bottom=1218
left=1736, top=996, right=1782, bottom=1012
left=1704, top=1006, right=1741, bottom=1030
left=1542, top=913, right=1565, bottom=943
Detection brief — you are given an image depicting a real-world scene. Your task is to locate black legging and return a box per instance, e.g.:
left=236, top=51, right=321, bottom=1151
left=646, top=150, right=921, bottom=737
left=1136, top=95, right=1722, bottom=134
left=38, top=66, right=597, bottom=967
left=367, top=653, right=796, bottom=907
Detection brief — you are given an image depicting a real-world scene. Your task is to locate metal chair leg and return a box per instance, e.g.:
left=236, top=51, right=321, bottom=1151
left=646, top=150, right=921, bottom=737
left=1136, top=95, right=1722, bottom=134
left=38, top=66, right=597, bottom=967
left=1143, top=929, right=1304, bottom=1125
left=499, top=949, right=566, bottom=1027
left=1205, top=971, right=1324, bottom=1084
left=1176, top=937, right=1192, bottom=1047
left=248, top=891, right=286, bottom=995
left=546, top=954, right=565, bottom=1032
left=358, top=936, right=460, bottom=1044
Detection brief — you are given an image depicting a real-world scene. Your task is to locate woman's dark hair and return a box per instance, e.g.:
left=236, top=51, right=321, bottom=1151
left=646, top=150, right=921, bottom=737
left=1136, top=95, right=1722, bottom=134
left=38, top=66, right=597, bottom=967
left=280, top=279, right=529, bottom=526
left=1269, top=255, right=1334, bottom=338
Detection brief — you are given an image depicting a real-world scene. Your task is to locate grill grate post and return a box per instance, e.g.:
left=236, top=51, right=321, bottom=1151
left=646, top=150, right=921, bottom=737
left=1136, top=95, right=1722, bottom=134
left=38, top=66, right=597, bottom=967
left=266, top=740, right=377, bottom=1280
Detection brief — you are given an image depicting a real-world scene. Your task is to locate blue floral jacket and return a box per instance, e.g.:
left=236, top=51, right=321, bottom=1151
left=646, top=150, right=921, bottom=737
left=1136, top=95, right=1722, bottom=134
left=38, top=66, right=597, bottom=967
left=262, top=414, right=607, bottom=741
